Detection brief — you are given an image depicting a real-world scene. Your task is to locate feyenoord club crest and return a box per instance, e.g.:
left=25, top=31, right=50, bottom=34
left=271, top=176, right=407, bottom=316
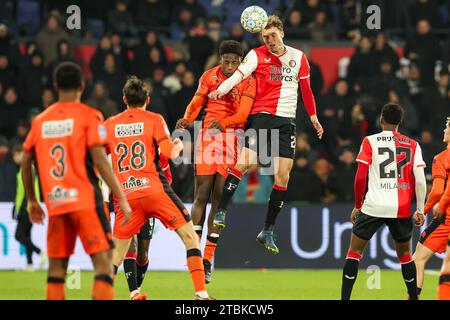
left=289, top=60, right=296, bottom=68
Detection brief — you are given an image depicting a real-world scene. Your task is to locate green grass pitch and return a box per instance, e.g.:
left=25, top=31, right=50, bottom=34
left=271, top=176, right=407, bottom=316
left=0, top=269, right=440, bottom=300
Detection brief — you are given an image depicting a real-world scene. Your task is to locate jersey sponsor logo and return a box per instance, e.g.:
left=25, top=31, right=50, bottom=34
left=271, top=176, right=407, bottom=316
left=269, top=66, right=294, bottom=82
left=115, top=122, right=144, bottom=137
left=122, top=176, right=150, bottom=190
left=42, top=119, right=74, bottom=138
left=47, top=186, right=78, bottom=204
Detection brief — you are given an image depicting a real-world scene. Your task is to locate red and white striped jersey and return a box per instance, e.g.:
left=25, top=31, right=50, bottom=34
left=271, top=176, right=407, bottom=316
left=237, top=45, right=310, bottom=118
left=356, top=131, right=426, bottom=218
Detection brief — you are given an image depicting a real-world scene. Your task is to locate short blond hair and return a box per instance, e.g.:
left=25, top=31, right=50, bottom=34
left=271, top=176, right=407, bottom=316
left=264, top=15, right=283, bottom=31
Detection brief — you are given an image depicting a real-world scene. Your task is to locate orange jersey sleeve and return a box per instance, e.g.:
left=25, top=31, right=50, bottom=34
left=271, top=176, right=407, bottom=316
left=424, top=150, right=448, bottom=213
left=23, top=118, right=38, bottom=152
left=219, top=75, right=256, bottom=128
left=438, top=149, right=450, bottom=212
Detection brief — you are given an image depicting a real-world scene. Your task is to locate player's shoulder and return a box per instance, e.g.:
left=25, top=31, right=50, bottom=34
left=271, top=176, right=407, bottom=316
left=285, top=45, right=304, bottom=55
left=435, top=149, right=449, bottom=162
left=201, top=66, right=220, bottom=80
left=252, top=45, right=268, bottom=55
left=78, top=102, right=104, bottom=119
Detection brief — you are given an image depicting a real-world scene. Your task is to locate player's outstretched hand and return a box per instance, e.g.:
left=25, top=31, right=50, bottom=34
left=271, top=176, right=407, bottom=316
left=175, top=118, right=189, bottom=130
left=172, top=138, right=184, bottom=158
left=208, top=90, right=224, bottom=100
left=350, top=207, right=360, bottom=224
left=433, top=203, right=445, bottom=221
left=310, top=115, right=324, bottom=140
left=28, top=201, right=45, bottom=225
left=208, top=119, right=224, bottom=132
left=119, top=197, right=132, bottom=226
left=413, top=210, right=425, bottom=227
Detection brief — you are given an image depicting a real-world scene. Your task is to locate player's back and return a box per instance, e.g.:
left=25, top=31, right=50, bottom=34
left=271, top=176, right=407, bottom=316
left=357, top=130, right=425, bottom=218
left=432, top=149, right=450, bottom=182
left=23, top=101, right=107, bottom=216
left=105, top=108, right=168, bottom=200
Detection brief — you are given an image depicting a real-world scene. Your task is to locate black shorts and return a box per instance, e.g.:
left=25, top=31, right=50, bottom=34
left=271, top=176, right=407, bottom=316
left=137, top=218, right=155, bottom=240
left=353, top=212, right=413, bottom=243
left=244, top=113, right=296, bottom=159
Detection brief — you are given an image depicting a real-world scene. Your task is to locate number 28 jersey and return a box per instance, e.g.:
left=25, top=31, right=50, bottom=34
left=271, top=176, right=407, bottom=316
left=356, top=131, right=426, bottom=218
left=104, top=108, right=171, bottom=200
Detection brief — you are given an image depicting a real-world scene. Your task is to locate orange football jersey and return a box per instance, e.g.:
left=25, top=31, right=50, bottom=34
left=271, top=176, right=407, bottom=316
left=195, top=65, right=256, bottom=128
left=104, top=108, right=171, bottom=200
left=23, top=102, right=107, bottom=216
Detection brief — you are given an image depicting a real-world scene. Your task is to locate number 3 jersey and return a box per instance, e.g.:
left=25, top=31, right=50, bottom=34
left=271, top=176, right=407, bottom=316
left=23, top=102, right=107, bottom=216
left=356, top=130, right=426, bottom=218
left=104, top=108, right=171, bottom=200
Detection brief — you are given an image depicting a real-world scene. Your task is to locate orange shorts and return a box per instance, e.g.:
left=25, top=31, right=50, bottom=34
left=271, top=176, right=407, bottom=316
left=419, top=218, right=450, bottom=254
left=195, top=128, right=240, bottom=177
left=113, top=190, right=191, bottom=239
left=47, top=206, right=113, bottom=258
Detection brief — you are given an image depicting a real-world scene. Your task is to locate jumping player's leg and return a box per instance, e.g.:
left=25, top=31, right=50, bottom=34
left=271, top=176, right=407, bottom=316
left=203, top=173, right=226, bottom=283
left=175, top=221, right=211, bottom=299
left=192, top=175, right=215, bottom=241
left=213, top=147, right=256, bottom=229
left=341, top=233, right=368, bottom=300
left=256, top=156, right=293, bottom=254
left=413, top=242, right=435, bottom=295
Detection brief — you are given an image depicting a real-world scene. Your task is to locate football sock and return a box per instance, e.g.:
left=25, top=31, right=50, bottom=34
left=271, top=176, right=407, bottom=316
left=187, top=248, right=206, bottom=294
left=113, top=264, right=118, bottom=276
left=123, top=253, right=138, bottom=292
left=399, top=254, right=418, bottom=300
left=417, top=287, right=422, bottom=296
left=136, top=258, right=149, bottom=289
left=264, top=185, right=287, bottom=230
left=92, top=274, right=114, bottom=300
left=438, top=274, right=450, bottom=300
left=194, top=225, right=203, bottom=243
left=46, top=277, right=65, bottom=300
left=341, top=250, right=361, bottom=300
left=204, top=234, right=219, bottom=263
left=218, top=168, right=242, bottom=210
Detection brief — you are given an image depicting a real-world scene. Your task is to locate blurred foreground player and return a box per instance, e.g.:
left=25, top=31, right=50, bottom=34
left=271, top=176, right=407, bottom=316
left=21, top=62, right=131, bottom=300
left=341, top=103, right=426, bottom=300
left=106, top=76, right=213, bottom=300
left=176, top=40, right=256, bottom=283
left=413, top=117, right=450, bottom=296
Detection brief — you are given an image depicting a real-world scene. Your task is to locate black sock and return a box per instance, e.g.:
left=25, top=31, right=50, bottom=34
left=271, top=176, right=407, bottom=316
left=113, top=265, right=118, bottom=275
left=218, top=169, right=242, bottom=210
left=401, top=261, right=418, bottom=300
left=417, top=287, right=422, bottom=296
left=264, top=186, right=287, bottom=230
left=341, top=258, right=360, bottom=300
left=123, top=258, right=138, bottom=292
left=136, top=259, right=149, bottom=288
left=25, top=246, right=33, bottom=264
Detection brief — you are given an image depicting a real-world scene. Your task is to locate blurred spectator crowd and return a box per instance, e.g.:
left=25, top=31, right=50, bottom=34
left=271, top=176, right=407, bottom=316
left=0, top=0, right=450, bottom=205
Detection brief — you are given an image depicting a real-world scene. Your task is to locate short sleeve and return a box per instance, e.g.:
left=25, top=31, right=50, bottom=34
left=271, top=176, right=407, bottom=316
left=237, top=49, right=258, bottom=79
left=414, top=143, right=426, bottom=169
left=87, top=111, right=107, bottom=148
left=298, top=53, right=311, bottom=80
left=153, top=115, right=171, bottom=143
left=242, top=75, right=257, bottom=100
left=23, top=119, right=38, bottom=152
left=194, top=72, right=210, bottom=98
left=432, top=154, right=446, bottom=179
left=356, top=137, right=372, bottom=165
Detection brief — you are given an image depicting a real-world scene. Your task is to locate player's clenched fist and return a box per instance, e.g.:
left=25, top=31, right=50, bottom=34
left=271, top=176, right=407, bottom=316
left=413, top=210, right=425, bottom=227
left=28, top=200, right=45, bottom=225
left=310, top=115, right=324, bottom=140
left=118, top=197, right=132, bottom=226
left=208, top=90, right=224, bottom=100
left=175, top=118, right=189, bottom=130
left=172, top=138, right=184, bottom=158
left=350, top=208, right=360, bottom=224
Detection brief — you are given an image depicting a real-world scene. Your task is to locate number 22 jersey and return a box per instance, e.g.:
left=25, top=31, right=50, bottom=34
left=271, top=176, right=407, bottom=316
left=356, top=131, right=426, bottom=218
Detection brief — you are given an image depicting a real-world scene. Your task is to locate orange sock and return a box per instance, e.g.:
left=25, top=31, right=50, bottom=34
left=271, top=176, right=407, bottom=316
left=187, top=248, right=206, bottom=293
left=204, top=235, right=219, bottom=263
left=92, top=274, right=114, bottom=300
left=46, top=277, right=65, bottom=300
left=438, top=274, right=450, bottom=300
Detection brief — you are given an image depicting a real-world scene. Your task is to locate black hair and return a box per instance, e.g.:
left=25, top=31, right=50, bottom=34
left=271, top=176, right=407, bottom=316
left=122, top=75, right=148, bottom=107
left=219, top=40, right=244, bottom=58
left=54, top=62, right=83, bottom=90
left=381, top=103, right=404, bottom=125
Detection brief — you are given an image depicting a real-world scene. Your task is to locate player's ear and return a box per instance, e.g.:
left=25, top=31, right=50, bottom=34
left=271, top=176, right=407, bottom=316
left=146, top=95, right=150, bottom=105
left=79, top=80, right=85, bottom=93
left=123, top=95, right=127, bottom=105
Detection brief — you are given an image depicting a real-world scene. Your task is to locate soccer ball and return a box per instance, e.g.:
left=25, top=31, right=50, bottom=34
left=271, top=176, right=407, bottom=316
left=240, top=6, right=268, bottom=33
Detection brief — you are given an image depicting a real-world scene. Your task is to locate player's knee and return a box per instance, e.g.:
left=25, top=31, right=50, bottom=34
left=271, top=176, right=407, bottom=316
left=274, top=172, right=290, bottom=187
left=194, top=191, right=209, bottom=206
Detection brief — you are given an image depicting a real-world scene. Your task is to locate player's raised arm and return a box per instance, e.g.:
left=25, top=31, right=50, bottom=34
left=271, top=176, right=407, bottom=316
left=208, top=49, right=257, bottom=100
left=298, top=54, right=323, bottom=139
